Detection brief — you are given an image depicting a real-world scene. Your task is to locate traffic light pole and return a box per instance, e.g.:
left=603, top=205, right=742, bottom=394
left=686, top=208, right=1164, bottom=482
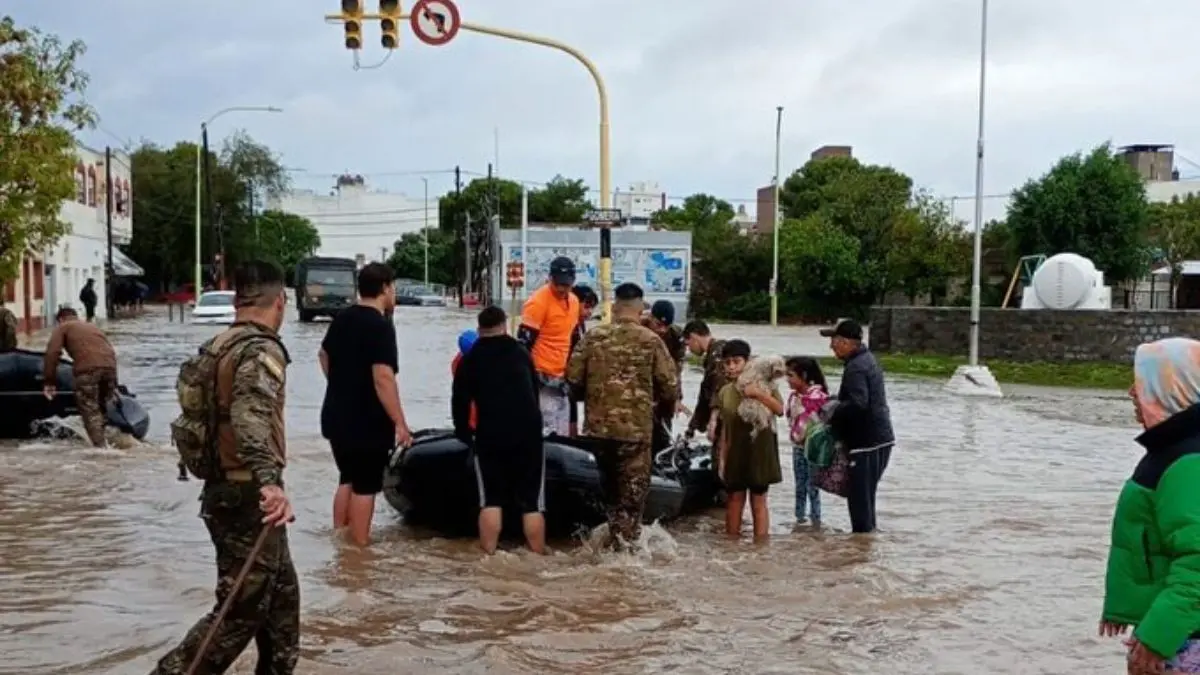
left=325, top=8, right=612, bottom=320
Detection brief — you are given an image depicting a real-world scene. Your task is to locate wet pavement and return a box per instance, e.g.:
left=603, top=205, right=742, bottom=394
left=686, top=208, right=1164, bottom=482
left=0, top=306, right=1138, bottom=674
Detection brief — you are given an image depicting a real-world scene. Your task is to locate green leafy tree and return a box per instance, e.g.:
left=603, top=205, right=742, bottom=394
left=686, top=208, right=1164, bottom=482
left=528, top=175, right=592, bottom=223
left=0, top=18, right=96, bottom=281
left=779, top=156, right=914, bottom=302
left=1147, top=194, right=1200, bottom=307
left=778, top=215, right=863, bottom=317
left=1005, top=143, right=1151, bottom=283
left=387, top=228, right=455, bottom=287
left=886, top=192, right=968, bottom=304
left=228, top=210, right=320, bottom=272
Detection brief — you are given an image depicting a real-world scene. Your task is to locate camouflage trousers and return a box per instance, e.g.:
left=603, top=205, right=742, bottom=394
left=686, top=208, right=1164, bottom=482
left=152, top=482, right=300, bottom=675
left=74, top=368, right=117, bottom=447
left=593, top=440, right=652, bottom=551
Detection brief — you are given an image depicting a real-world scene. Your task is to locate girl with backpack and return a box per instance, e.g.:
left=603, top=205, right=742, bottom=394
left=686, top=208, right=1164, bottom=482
left=785, top=357, right=829, bottom=525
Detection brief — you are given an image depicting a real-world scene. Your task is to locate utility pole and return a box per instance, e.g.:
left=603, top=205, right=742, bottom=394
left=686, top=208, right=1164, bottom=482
left=247, top=181, right=258, bottom=256
left=104, top=146, right=114, bottom=319
left=455, top=165, right=465, bottom=307
left=201, top=125, right=215, bottom=288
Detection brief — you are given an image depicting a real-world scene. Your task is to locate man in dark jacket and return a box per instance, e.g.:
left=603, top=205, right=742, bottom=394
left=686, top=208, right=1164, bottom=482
left=79, top=279, right=98, bottom=322
left=643, top=300, right=686, bottom=454
left=820, top=319, right=895, bottom=533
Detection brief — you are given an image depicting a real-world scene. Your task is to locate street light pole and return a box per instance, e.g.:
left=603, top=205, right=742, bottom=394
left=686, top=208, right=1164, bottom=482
left=968, top=0, right=989, bottom=367
left=422, top=177, right=429, bottom=286
left=193, top=105, right=282, bottom=301
left=770, top=106, right=783, bottom=327
left=947, top=0, right=1002, bottom=397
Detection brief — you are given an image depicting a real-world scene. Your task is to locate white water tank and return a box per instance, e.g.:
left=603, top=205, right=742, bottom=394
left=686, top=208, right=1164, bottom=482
left=1020, top=253, right=1112, bottom=310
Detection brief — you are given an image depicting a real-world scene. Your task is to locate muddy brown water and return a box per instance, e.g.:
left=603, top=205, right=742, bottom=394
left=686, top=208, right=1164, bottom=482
left=0, top=308, right=1138, bottom=674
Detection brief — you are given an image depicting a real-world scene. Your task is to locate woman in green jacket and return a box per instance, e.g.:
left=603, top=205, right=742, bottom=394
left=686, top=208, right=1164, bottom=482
left=1102, top=337, right=1200, bottom=673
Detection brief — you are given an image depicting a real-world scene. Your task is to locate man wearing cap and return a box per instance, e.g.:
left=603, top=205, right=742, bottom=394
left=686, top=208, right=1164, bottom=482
left=643, top=300, right=687, bottom=453
left=518, top=256, right=582, bottom=436
left=820, top=319, right=895, bottom=534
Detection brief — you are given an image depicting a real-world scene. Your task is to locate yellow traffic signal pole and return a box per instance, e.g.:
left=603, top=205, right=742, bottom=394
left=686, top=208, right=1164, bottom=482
left=325, top=5, right=613, bottom=322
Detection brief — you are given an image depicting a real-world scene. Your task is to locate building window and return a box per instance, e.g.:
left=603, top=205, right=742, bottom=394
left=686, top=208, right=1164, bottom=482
left=3, top=279, right=14, bottom=303
left=118, top=179, right=130, bottom=216
left=86, top=167, right=97, bottom=207
left=74, top=163, right=86, bottom=203
left=32, top=261, right=44, bottom=300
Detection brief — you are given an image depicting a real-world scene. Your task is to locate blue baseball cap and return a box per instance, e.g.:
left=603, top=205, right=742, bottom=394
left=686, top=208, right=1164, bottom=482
left=458, top=329, right=478, bottom=354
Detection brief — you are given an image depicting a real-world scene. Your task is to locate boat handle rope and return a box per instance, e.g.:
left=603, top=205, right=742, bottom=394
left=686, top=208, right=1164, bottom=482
left=185, top=525, right=271, bottom=675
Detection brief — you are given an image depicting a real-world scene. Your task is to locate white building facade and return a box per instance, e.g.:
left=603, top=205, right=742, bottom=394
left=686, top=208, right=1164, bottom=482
left=267, top=175, right=440, bottom=264
left=4, top=144, right=137, bottom=331
left=613, top=181, right=665, bottom=230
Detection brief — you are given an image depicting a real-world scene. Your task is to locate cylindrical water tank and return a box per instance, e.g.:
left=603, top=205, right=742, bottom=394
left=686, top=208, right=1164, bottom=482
left=1031, top=253, right=1096, bottom=309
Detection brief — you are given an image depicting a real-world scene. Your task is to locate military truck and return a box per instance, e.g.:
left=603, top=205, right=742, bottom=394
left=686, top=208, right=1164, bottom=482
left=295, top=256, right=358, bottom=322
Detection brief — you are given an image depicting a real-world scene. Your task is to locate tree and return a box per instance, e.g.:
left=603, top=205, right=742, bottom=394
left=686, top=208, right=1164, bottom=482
left=228, top=210, right=320, bottom=272
left=779, top=156, right=914, bottom=302
left=886, top=192, right=968, bottom=304
left=1005, top=143, right=1151, bottom=283
left=528, top=175, right=592, bottom=223
left=778, top=215, right=863, bottom=317
left=387, top=228, right=455, bottom=287
left=1147, top=194, right=1200, bottom=307
left=0, top=18, right=95, bottom=281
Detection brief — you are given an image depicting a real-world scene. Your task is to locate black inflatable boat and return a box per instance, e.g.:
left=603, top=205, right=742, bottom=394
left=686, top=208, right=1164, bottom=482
left=382, top=429, right=721, bottom=536
left=0, top=349, right=151, bottom=441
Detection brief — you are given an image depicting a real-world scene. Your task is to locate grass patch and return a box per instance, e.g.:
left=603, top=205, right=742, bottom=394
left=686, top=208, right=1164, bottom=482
left=816, top=353, right=1131, bottom=390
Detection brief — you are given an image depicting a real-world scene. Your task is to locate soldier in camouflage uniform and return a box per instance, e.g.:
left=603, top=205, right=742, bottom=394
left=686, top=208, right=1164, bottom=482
left=0, top=297, right=17, bottom=352
left=153, top=261, right=299, bottom=675
left=682, top=320, right=728, bottom=439
left=643, top=300, right=687, bottom=454
left=568, top=282, right=678, bottom=550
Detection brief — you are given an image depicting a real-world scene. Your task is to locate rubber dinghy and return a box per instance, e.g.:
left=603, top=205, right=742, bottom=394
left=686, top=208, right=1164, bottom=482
left=383, top=429, right=721, bottom=537
left=0, top=349, right=151, bottom=441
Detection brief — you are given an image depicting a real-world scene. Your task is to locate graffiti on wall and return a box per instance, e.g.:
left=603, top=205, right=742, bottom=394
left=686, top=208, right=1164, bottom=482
left=507, top=246, right=689, bottom=294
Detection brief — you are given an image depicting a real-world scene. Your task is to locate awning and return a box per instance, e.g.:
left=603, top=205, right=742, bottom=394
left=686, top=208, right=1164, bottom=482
left=112, top=248, right=144, bottom=277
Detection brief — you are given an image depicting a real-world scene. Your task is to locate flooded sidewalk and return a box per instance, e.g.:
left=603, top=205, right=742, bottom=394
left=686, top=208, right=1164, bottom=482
left=0, top=309, right=1136, bottom=673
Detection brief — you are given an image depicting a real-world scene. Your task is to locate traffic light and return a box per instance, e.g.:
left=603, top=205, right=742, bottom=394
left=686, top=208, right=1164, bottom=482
left=341, top=0, right=363, bottom=50
left=379, top=0, right=401, bottom=49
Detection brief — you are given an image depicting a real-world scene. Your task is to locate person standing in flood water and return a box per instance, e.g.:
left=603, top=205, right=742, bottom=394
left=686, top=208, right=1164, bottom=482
left=153, top=260, right=298, bottom=675
left=643, top=300, right=688, bottom=454
left=821, top=319, right=894, bottom=534
left=319, top=262, right=412, bottom=547
left=42, top=306, right=118, bottom=447
left=567, top=282, right=677, bottom=550
left=518, top=256, right=581, bottom=436
left=1100, top=337, right=1200, bottom=674
left=0, top=296, right=17, bottom=352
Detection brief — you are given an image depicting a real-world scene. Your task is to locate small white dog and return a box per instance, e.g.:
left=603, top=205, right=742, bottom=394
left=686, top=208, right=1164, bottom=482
left=735, top=355, right=786, bottom=438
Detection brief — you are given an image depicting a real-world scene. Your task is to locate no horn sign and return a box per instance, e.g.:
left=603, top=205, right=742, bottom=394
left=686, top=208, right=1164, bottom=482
left=411, top=0, right=461, bottom=46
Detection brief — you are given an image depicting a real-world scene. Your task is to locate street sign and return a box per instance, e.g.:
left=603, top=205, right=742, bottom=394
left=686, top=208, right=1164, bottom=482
left=410, top=0, right=461, bottom=46
left=506, top=261, right=525, bottom=289
left=583, top=208, right=622, bottom=226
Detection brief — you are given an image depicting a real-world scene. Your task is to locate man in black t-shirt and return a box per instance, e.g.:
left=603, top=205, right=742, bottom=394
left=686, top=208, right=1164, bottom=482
left=452, top=305, right=546, bottom=554
left=318, top=262, right=413, bottom=546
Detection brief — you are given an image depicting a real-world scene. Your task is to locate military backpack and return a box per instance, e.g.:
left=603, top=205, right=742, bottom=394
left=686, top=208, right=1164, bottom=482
left=169, top=330, right=282, bottom=480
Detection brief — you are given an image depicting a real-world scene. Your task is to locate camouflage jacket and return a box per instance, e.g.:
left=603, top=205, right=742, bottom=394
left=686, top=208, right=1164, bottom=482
left=567, top=316, right=678, bottom=443
left=642, top=318, right=687, bottom=400
left=687, top=338, right=727, bottom=433
left=209, top=321, right=291, bottom=487
left=0, top=307, right=16, bottom=352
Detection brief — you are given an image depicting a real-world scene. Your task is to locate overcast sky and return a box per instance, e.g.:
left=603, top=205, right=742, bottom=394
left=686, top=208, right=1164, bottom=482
left=14, top=1, right=1200, bottom=222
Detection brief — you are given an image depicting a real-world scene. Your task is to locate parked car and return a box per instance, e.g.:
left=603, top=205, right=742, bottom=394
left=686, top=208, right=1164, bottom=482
left=396, top=284, right=447, bottom=307
left=191, top=291, right=236, bottom=325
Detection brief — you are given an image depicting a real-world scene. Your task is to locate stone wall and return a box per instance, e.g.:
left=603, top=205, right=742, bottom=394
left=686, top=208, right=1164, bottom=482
left=868, top=306, right=1200, bottom=363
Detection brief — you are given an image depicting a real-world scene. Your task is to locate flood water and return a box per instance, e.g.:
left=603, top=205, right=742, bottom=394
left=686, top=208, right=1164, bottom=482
left=0, top=307, right=1138, bottom=674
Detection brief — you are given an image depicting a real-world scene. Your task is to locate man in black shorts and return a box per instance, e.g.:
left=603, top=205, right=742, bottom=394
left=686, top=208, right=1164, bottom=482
left=318, top=262, right=413, bottom=546
left=452, top=305, right=546, bottom=554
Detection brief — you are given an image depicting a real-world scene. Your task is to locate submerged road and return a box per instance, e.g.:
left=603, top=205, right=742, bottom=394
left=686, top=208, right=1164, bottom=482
left=0, top=306, right=1136, bottom=673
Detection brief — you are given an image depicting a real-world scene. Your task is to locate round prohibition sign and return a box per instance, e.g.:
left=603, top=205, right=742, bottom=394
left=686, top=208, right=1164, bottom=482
left=410, top=0, right=461, bottom=47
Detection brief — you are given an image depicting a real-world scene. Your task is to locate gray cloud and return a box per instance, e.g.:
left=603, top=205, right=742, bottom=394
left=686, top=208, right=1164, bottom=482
left=13, top=0, right=1200, bottom=220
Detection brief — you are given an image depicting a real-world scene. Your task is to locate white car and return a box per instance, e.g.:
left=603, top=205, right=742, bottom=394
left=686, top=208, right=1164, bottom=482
left=191, top=291, right=236, bottom=325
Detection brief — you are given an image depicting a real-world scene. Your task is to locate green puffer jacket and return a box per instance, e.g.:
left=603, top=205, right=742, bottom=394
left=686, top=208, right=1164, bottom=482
left=1102, top=404, right=1200, bottom=659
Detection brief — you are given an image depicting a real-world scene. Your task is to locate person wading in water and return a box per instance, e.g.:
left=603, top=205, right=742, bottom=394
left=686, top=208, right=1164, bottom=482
left=567, top=282, right=677, bottom=550
left=43, top=306, right=119, bottom=448
left=154, top=260, right=298, bottom=674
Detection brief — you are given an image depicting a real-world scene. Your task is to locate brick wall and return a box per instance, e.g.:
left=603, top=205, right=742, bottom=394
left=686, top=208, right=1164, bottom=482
left=869, top=306, right=1200, bottom=363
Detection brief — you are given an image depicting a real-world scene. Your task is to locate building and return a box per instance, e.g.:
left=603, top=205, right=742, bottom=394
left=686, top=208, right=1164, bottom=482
left=267, top=174, right=440, bottom=263
left=613, top=181, right=666, bottom=229
left=754, top=145, right=855, bottom=234
left=810, top=144, right=853, bottom=161
left=3, top=144, right=139, bottom=332
left=729, top=204, right=756, bottom=235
